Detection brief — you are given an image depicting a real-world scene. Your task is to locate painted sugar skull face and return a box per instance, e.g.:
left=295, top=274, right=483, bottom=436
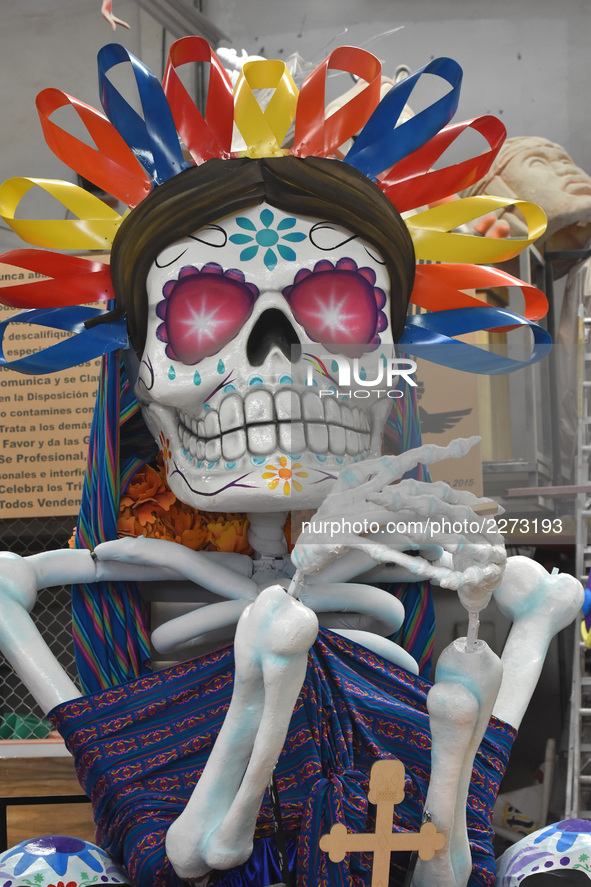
left=0, top=835, right=131, bottom=886
left=496, top=819, right=591, bottom=884
left=136, top=202, right=401, bottom=512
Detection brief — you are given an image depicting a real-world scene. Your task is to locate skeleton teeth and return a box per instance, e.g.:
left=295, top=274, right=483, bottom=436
left=205, top=437, right=221, bottom=461
left=302, top=391, right=324, bottom=421
left=346, top=428, right=360, bottom=455
left=328, top=424, right=346, bottom=455
left=175, top=387, right=374, bottom=465
left=341, top=404, right=354, bottom=430
left=278, top=421, right=306, bottom=454
left=220, top=394, right=245, bottom=433
left=244, top=389, right=274, bottom=424
left=307, top=423, right=329, bottom=453
left=323, top=397, right=341, bottom=425
left=204, top=410, right=220, bottom=439
left=222, top=428, right=247, bottom=461
left=275, top=389, right=300, bottom=421
left=247, top=423, right=277, bottom=455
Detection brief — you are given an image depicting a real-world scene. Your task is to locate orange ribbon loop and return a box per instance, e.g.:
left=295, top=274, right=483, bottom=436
left=163, top=37, right=235, bottom=163
left=293, top=47, right=382, bottom=157
left=36, top=88, right=151, bottom=208
left=411, top=263, right=548, bottom=331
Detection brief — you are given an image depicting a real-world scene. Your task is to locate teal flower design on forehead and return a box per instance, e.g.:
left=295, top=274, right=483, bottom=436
left=229, top=208, right=306, bottom=270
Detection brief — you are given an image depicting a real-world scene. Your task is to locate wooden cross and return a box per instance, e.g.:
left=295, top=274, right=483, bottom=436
left=319, top=759, right=445, bottom=887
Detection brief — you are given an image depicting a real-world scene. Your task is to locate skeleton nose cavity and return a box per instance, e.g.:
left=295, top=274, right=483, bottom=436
left=246, top=308, right=302, bottom=366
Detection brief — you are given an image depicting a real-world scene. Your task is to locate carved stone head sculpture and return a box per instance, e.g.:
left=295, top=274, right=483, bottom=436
left=112, top=156, right=415, bottom=513
left=462, top=136, right=591, bottom=274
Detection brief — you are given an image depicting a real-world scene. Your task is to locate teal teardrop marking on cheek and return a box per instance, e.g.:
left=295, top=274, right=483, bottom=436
left=168, top=365, right=176, bottom=380
left=223, top=384, right=237, bottom=393
left=249, top=376, right=264, bottom=387
left=381, top=353, right=387, bottom=366
left=251, top=455, right=266, bottom=466
left=359, top=365, right=367, bottom=381
left=331, top=360, right=339, bottom=373
left=279, top=374, right=293, bottom=384
left=217, top=359, right=225, bottom=374
left=225, top=461, right=237, bottom=470
left=193, top=370, right=201, bottom=386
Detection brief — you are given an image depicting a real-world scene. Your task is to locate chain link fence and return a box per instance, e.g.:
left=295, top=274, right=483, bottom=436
left=0, top=516, right=80, bottom=740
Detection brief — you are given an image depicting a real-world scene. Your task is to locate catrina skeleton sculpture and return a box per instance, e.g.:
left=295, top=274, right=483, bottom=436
left=0, top=38, right=583, bottom=887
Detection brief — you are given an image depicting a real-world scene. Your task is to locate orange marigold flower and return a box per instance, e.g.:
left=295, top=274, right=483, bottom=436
left=207, top=518, right=251, bottom=554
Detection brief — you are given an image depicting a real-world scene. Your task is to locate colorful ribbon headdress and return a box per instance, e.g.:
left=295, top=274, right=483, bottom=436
left=0, top=37, right=549, bottom=374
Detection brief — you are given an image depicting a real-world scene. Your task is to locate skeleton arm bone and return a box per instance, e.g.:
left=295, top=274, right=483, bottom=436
left=491, top=556, right=584, bottom=729
left=0, top=553, right=82, bottom=712
left=412, top=638, right=503, bottom=887
left=165, top=585, right=319, bottom=879
left=0, top=540, right=259, bottom=713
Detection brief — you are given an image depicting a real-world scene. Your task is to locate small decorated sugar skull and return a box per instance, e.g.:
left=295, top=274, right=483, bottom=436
left=113, top=156, right=415, bottom=513
left=496, top=818, right=591, bottom=884
left=0, top=835, right=131, bottom=887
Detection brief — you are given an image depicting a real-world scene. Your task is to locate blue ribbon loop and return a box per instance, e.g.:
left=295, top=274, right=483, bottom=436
left=0, top=306, right=128, bottom=374
left=98, top=44, right=188, bottom=186
left=399, top=307, right=552, bottom=374
left=345, top=57, right=463, bottom=180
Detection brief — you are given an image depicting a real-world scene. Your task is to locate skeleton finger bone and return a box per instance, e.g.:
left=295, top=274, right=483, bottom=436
left=165, top=585, right=318, bottom=880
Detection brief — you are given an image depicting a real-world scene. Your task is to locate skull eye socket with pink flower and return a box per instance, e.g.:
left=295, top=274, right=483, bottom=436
left=156, top=257, right=388, bottom=365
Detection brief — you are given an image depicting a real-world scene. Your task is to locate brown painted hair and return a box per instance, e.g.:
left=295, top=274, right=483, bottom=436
left=110, top=156, right=415, bottom=354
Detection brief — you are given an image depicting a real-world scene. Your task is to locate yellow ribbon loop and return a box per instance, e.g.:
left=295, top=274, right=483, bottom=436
left=406, top=196, right=547, bottom=263
left=0, top=177, right=123, bottom=250
left=234, top=60, right=298, bottom=158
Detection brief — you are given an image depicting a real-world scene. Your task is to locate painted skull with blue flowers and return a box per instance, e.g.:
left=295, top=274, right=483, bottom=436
left=136, top=201, right=399, bottom=512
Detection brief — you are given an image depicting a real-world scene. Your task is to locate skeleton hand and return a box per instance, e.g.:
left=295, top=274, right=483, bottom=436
left=292, top=438, right=506, bottom=614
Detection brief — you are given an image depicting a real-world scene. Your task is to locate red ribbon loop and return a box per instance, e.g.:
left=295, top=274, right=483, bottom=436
left=381, top=116, right=507, bottom=212
left=293, top=47, right=382, bottom=157
left=163, top=37, right=235, bottom=163
left=0, top=250, right=113, bottom=309
left=36, top=88, right=152, bottom=208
